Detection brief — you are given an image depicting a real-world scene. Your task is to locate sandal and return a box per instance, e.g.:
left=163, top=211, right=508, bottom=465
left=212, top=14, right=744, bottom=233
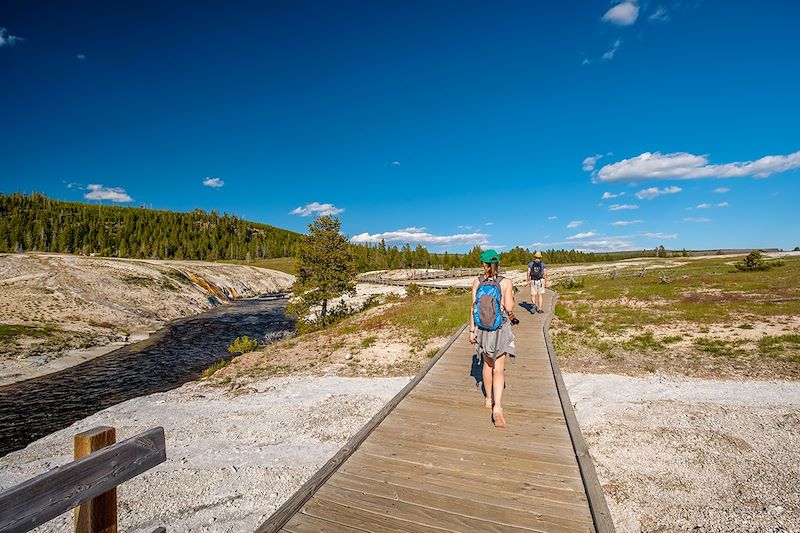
left=492, top=408, right=506, bottom=428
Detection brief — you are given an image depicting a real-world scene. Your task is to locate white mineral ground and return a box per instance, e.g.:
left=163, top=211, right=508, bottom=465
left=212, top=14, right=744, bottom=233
left=1, top=253, right=798, bottom=531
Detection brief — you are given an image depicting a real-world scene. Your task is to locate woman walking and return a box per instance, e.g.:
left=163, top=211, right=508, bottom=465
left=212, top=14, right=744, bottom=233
left=469, top=249, right=518, bottom=428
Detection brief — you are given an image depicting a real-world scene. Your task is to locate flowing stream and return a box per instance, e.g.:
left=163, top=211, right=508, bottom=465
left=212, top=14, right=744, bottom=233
left=0, top=296, right=293, bottom=457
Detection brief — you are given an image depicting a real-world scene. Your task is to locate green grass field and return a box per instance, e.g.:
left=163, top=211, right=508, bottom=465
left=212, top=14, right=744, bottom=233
left=221, top=257, right=297, bottom=275
left=551, top=254, right=800, bottom=379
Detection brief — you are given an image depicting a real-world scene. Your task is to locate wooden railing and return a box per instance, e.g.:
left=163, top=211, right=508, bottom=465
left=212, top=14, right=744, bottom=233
left=0, top=426, right=166, bottom=533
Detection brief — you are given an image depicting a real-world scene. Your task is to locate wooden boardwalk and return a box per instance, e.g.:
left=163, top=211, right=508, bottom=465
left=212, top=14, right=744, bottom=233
left=259, top=290, right=613, bottom=532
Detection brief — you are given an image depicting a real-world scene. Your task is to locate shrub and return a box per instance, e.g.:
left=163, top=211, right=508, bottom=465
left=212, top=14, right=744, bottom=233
left=734, top=251, right=771, bottom=272
left=406, top=283, right=421, bottom=297
left=560, top=276, right=584, bottom=289
left=227, top=335, right=259, bottom=354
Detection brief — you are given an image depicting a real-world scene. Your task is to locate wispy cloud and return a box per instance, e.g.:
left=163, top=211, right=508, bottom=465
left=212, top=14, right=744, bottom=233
left=485, top=222, right=494, bottom=226
left=713, top=187, right=730, bottom=193
left=601, top=191, right=625, bottom=199
left=576, top=238, right=634, bottom=252
left=202, top=177, right=224, bottom=188
left=351, top=227, right=488, bottom=246
left=591, top=150, right=800, bottom=183
left=390, top=161, right=400, bottom=167
left=290, top=202, right=344, bottom=217
left=582, top=58, right=590, bottom=66
left=643, top=232, right=677, bottom=240
left=76, top=53, right=86, bottom=60
left=648, top=5, right=669, bottom=22
left=547, top=215, right=558, bottom=220
left=602, top=2, right=640, bottom=25
left=602, top=38, right=622, bottom=61
left=583, top=154, right=604, bottom=171
left=567, top=231, right=598, bottom=240
left=717, top=202, right=729, bottom=207
left=611, top=219, right=644, bottom=226
left=696, top=203, right=711, bottom=209
left=608, top=204, right=639, bottom=211
left=566, top=220, right=584, bottom=229
left=84, top=184, right=133, bottom=203
left=0, top=28, right=22, bottom=47
left=684, top=217, right=711, bottom=223
left=635, top=185, right=682, bottom=200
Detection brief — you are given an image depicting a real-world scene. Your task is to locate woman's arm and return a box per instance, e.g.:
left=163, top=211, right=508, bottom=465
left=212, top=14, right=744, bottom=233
left=502, top=278, right=515, bottom=314
left=469, top=278, right=478, bottom=343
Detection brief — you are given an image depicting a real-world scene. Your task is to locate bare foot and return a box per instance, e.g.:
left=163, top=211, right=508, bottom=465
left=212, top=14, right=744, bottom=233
left=492, top=408, right=506, bottom=428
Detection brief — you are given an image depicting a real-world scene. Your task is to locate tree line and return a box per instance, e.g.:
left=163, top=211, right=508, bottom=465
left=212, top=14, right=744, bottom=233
left=1, top=193, right=662, bottom=269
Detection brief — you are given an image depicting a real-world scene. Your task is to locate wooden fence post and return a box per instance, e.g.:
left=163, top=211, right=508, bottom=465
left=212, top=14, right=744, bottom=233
left=74, top=426, right=117, bottom=533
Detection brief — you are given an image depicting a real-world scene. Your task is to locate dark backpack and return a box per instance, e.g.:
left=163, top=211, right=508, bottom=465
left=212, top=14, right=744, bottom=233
left=530, top=261, right=544, bottom=280
left=473, top=275, right=504, bottom=331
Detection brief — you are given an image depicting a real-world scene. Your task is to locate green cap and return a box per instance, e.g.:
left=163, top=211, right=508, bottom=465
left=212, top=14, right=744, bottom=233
left=480, top=249, right=500, bottom=263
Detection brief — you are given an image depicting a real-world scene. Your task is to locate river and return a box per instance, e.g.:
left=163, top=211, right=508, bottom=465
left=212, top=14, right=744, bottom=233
left=0, top=296, right=293, bottom=457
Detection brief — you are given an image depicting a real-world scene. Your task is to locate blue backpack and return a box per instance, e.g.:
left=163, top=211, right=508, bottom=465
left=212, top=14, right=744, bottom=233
left=473, top=275, right=504, bottom=331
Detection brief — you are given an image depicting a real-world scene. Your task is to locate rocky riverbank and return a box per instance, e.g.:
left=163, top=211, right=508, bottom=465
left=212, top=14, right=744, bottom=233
left=0, top=253, right=294, bottom=385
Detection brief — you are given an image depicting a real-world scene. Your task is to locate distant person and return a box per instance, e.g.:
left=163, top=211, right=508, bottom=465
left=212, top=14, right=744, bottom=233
left=469, top=249, right=518, bottom=428
left=527, top=251, right=547, bottom=313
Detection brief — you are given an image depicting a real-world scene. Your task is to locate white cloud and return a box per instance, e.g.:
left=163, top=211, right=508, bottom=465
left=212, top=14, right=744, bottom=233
left=602, top=2, right=640, bottom=25
left=643, top=232, right=677, bottom=240
left=0, top=28, right=22, bottom=47
left=713, top=187, right=730, bottom=193
left=567, top=231, right=598, bottom=240
left=635, top=185, right=682, bottom=200
left=576, top=238, right=634, bottom=252
left=202, top=177, right=224, bottom=188
left=717, top=202, right=729, bottom=207
left=696, top=203, right=711, bottom=209
left=582, top=58, right=590, bottom=65
left=611, top=219, right=644, bottom=226
left=602, top=39, right=622, bottom=61
left=684, top=217, right=711, bottom=223
left=351, top=227, right=488, bottom=246
left=602, top=191, right=625, bottom=199
left=84, top=184, right=133, bottom=203
left=391, top=161, right=400, bottom=167
left=290, top=202, right=344, bottom=217
left=583, top=154, right=604, bottom=171
left=485, top=222, right=494, bottom=226
left=566, top=220, right=584, bottom=229
left=547, top=215, right=558, bottom=220
left=76, top=53, right=86, bottom=60
left=608, top=204, right=639, bottom=211
left=592, top=150, right=800, bottom=183
left=649, top=6, right=669, bottom=22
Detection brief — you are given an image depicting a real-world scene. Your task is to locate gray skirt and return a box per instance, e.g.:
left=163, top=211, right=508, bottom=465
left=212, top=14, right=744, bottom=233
left=475, top=318, right=516, bottom=360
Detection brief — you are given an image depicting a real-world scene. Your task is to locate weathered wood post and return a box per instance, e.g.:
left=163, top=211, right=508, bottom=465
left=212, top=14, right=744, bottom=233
left=74, top=426, right=117, bottom=533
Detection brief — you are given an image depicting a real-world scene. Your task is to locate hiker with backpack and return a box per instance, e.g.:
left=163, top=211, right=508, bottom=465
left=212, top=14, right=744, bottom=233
left=527, top=251, right=547, bottom=313
left=469, top=249, right=519, bottom=428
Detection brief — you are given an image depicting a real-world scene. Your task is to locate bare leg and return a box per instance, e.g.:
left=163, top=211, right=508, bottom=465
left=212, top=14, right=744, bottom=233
left=492, top=354, right=506, bottom=410
left=482, top=354, right=494, bottom=408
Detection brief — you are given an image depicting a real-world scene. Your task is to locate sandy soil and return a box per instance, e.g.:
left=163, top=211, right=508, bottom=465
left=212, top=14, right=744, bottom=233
left=0, top=376, right=409, bottom=532
left=0, top=253, right=294, bottom=385
left=564, top=372, right=800, bottom=532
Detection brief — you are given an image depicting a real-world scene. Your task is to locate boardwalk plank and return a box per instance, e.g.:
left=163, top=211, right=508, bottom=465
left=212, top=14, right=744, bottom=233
left=265, top=291, right=611, bottom=533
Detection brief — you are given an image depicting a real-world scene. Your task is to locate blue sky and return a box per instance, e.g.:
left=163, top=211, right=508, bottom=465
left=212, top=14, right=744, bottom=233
left=2, top=1, right=799, bottom=252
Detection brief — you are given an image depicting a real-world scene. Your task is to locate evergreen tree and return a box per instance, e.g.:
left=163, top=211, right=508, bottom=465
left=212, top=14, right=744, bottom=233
left=288, top=215, right=356, bottom=326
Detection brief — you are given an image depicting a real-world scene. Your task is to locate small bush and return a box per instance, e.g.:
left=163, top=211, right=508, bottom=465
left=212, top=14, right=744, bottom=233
left=227, top=335, right=259, bottom=354
left=406, top=283, right=421, bottom=297
left=734, top=251, right=771, bottom=272
left=560, top=276, right=584, bottom=289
